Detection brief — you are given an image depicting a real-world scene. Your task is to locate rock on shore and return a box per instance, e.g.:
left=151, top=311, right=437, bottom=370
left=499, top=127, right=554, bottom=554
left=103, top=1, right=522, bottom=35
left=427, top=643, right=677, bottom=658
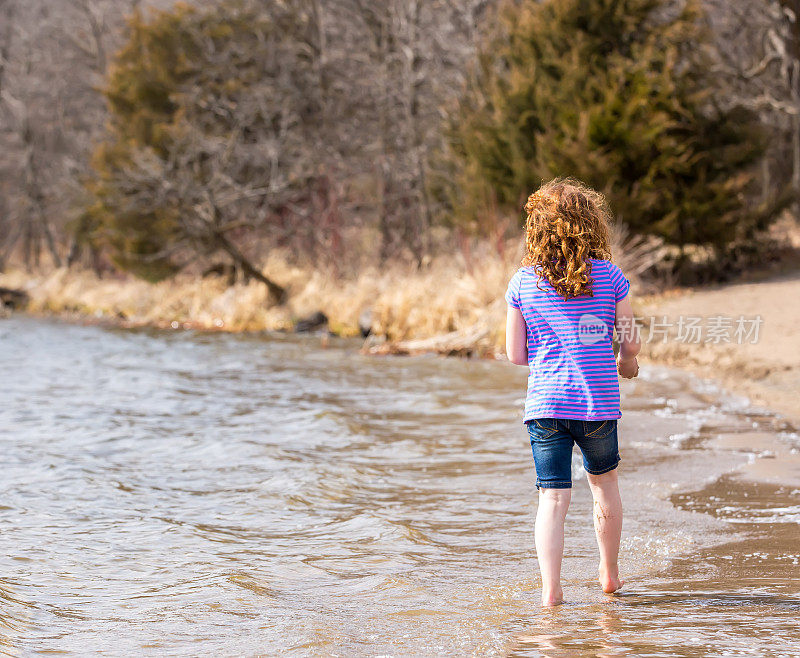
left=0, top=287, right=29, bottom=310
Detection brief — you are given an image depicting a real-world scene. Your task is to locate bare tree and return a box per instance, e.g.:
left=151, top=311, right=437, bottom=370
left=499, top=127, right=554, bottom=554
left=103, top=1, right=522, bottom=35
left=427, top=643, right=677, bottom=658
left=0, top=0, right=172, bottom=272
left=705, top=0, right=799, bottom=205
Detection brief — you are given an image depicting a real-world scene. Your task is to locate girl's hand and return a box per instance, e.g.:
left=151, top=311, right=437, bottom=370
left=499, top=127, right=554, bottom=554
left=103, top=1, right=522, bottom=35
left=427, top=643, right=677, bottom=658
left=617, top=355, right=639, bottom=379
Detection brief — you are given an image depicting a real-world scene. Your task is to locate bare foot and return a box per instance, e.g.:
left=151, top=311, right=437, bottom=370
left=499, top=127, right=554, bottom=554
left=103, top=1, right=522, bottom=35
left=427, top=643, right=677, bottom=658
left=541, top=587, right=565, bottom=607
left=598, top=566, right=624, bottom=594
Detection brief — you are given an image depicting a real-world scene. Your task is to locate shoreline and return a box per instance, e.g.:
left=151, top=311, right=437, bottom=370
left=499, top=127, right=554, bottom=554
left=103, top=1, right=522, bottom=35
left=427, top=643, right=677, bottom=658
left=3, top=265, right=798, bottom=429
left=6, top=304, right=799, bottom=494
left=0, top=255, right=513, bottom=350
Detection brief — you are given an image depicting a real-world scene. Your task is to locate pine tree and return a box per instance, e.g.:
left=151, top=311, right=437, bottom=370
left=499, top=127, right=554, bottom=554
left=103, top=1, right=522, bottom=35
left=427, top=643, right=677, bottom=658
left=81, top=1, right=318, bottom=294
left=442, top=0, right=785, bottom=257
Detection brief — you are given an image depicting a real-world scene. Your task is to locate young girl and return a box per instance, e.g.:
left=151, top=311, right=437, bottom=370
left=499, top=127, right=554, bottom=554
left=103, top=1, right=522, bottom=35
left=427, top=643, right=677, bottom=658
left=504, top=177, right=641, bottom=607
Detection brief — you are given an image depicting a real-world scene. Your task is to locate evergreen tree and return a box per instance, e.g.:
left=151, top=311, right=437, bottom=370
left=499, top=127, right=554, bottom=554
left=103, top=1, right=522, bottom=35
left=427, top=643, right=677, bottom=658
left=442, top=0, right=785, bottom=257
left=81, top=1, right=318, bottom=294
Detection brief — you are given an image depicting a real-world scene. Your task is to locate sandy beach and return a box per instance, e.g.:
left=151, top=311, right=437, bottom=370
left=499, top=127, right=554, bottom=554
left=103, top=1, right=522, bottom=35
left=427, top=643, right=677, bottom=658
left=630, top=272, right=800, bottom=496
left=638, top=272, right=800, bottom=427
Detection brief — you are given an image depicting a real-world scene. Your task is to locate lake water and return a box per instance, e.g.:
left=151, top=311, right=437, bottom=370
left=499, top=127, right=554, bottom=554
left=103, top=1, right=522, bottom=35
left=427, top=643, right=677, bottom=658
left=1, top=315, right=798, bottom=656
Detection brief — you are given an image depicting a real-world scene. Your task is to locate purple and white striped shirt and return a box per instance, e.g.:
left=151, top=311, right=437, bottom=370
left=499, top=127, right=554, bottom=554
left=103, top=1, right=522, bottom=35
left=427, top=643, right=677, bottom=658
left=505, top=258, right=630, bottom=422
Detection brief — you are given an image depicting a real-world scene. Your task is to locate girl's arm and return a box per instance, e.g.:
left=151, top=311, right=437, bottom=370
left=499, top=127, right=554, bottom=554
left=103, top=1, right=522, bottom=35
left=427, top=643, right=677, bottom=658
left=506, top=305, right=528, bottom=365
left=615, top=295, right=641, bottom=378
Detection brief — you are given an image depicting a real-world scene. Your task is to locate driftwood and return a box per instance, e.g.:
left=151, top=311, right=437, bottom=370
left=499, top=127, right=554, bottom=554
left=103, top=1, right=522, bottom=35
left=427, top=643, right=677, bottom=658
left=0, top=287, right=29, bottom=310
left=361, top=322, right=491, bottom=357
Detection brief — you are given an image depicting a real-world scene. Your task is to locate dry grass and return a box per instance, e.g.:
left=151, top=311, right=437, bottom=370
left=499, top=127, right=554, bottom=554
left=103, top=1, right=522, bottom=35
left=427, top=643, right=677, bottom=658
left=1, top=229, right=656, bottom=356
left=0, top=263, right=293, bottom=332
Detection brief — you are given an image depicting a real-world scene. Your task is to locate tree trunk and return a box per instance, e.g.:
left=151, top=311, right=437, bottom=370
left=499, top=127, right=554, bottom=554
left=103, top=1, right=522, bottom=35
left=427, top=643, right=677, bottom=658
left=38, top=206, right=62, bottom=268
left=780, top=0, right=800, bottom=206
left=66, top=236, right=81, bottom=267
left=213, top=230, right=286, bottom=304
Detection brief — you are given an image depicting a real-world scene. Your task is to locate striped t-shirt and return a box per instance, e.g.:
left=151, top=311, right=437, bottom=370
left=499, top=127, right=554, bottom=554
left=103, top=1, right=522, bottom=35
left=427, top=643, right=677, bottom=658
left=505, top=258, right=630, bottom=422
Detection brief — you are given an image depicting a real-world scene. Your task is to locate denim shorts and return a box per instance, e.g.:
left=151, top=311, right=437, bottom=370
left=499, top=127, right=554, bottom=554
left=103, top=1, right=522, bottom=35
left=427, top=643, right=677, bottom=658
left=525, top=418, right=620, bottom=489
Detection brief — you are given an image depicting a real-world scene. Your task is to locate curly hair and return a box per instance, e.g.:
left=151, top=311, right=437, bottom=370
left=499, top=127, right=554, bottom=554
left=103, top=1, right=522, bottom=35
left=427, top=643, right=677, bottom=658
left=521, top=177, right=613, bottom=300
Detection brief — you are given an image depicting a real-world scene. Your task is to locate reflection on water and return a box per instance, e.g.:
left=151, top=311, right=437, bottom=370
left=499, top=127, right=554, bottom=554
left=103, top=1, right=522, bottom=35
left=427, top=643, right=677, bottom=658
left=0, top=315, right=797, bottom=656
left=510, top=588, right=800, bottom=657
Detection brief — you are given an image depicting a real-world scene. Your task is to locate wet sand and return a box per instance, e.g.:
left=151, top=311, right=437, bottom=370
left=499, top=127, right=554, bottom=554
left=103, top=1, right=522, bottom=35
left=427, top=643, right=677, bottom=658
left=506, top=374, right=800, bottom=657
left=633, top=271, right=800, bottom=649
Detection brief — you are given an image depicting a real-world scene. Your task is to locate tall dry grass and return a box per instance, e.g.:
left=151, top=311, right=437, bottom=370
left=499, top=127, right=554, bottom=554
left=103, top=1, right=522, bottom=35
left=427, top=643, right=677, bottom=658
left=0, top=228, right=659, bottom=355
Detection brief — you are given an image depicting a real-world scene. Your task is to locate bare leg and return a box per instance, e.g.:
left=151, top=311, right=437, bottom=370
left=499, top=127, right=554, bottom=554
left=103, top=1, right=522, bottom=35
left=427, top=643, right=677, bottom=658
left=535, top=487, right=571, bottom=606
left=586, top=468, right=624, bottom=593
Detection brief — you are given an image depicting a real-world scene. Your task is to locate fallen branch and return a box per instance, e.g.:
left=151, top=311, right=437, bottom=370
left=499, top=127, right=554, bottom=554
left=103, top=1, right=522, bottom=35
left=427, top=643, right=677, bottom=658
left=362, top=322, right=493, bottom=357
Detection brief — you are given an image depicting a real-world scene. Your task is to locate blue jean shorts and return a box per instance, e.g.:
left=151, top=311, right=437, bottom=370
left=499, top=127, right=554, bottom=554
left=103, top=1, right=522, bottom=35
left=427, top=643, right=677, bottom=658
left=525, top=418, right=620, bottom=489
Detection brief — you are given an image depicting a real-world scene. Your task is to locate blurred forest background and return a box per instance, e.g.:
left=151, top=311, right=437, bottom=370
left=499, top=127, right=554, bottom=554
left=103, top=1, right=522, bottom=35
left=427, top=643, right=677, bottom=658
left=1, top=0, right=800, bottom=340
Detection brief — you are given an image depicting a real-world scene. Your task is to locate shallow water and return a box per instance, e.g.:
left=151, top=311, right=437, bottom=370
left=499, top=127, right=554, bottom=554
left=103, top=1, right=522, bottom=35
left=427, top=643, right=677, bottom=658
left=0, top=315, right=798, bottom=656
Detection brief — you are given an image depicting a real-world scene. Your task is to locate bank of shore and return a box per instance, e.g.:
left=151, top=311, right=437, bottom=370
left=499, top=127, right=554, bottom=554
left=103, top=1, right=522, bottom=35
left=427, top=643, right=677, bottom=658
left=2, top=255, right=799, bottom=428
left=0, top=246, right=522, bottom=360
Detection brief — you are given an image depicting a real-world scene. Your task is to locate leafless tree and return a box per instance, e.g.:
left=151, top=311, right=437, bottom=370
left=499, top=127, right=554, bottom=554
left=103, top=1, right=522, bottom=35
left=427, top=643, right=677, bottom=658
left=705, top=0, right=799, bottom=205
left=0, top=0, right=172, bottom=272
